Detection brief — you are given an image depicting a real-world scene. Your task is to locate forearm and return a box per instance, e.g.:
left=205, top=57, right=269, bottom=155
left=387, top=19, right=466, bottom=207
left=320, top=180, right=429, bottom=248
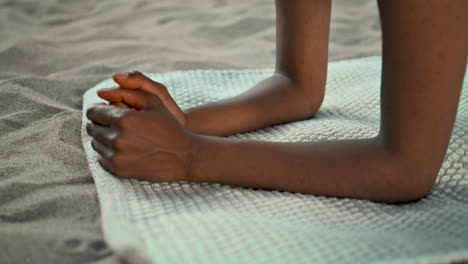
left=184, top=74, right=321, bottom=136
left=184, top=0, right=330, bottom=137
left=190, top=135, right=422, bottom=203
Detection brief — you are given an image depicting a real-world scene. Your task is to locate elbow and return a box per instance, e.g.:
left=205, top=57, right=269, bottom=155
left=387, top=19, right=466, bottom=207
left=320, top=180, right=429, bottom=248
left=368, top=136, right=441, bottom=204
left=273, top=72, right=325, bottom=120
left=303, top=96, right=324, bottom=118
left=387, top=174, right=435, bottom=204
left=296, top=82, right=325, bottom=119
left=378, top=159, right=439, bottom=204
left=367, top=142, right=439, bottom=203
left=293, top=90, right=324, bottom=120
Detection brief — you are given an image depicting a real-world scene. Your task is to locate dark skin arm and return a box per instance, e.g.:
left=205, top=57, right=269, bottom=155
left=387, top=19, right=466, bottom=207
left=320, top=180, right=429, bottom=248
left=183, top=0, right=330, bottom=136
left=101, top=0, right=330, bottom=136
left=86, top=0, right=467, bottom=203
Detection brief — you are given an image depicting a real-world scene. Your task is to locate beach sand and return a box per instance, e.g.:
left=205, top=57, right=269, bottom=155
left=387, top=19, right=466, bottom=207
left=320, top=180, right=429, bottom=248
left=0, top=0, right=380, bottom=263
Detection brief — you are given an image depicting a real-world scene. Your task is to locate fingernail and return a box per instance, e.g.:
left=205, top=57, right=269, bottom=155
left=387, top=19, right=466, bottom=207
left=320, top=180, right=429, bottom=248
left=114, top=73, right=128, bottom=79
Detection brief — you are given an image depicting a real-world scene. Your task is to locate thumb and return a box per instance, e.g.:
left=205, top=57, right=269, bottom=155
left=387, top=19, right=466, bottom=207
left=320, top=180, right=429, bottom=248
left=97, top=88, right=163, bottom=110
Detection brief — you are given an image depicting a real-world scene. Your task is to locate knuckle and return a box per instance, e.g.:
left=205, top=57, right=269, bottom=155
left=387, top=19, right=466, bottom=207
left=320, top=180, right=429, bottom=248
left=108, top=152, right=122, bottom=169
left=129, top=71, right=143, bottom=77
left=150, top=97, right=162, bottom=107
left=110, top=135, right=122, bottom=149
left=159, top=85, right=168, bottom=93
left=114, top=117, right=125, bottom=128
left=114, top=110, right=131, bottom=128
left=114, top=115, right=127, bottom=128
left=159, top=87, right=170, bottom=98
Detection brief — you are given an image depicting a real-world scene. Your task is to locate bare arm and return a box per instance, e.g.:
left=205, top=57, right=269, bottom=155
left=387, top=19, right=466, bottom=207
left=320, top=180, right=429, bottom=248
left=183, top=0, right=331, bottom=136
left=377, top=0, right=467, bottom=187
left=188, top=0, right=467, bottom=203
left=88, top=0, right=466, bottom=204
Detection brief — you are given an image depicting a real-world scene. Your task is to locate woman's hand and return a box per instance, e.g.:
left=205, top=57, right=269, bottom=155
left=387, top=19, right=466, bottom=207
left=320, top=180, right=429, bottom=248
left=86, top=88, right=198, bottom=182
left=98, top=71, right=186, bottom=126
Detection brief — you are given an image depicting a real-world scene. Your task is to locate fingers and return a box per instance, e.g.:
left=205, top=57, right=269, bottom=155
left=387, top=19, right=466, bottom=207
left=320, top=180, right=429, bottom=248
left=91, top=138, right=114, bottom=161
left=97, top=88, right=123, bottom=103
left=98, top=155, right=115, bottom=174
left=112, top=71, right=166, bottom=96
left=86, top=104, right=129, bottom=126
left=97, top=89, right=134, bottom=108
left=86, top=104, right=112, bottom=126
left=90, top=137, right=116, bottom=174
left=111, top=71, right=184, bottom=123
left=97, top=87, right=163, bottom=110
left=110, top=102, right=130, bottom=109
left=92, top=138, right=135, bottom=177
left=86, top=122, right=119, bottom=148
left=96, top=92, right=135, bottom=109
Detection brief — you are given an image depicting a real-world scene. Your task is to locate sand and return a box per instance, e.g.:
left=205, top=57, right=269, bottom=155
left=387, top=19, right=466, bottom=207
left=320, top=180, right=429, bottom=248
left=0, top=0, right=380, bottom=263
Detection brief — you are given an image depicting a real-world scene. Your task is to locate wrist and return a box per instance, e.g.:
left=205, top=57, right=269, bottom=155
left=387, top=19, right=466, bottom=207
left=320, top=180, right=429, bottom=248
left=186, top=134, right=240, bottom=184
left=186, top=133, right=209, bottom=183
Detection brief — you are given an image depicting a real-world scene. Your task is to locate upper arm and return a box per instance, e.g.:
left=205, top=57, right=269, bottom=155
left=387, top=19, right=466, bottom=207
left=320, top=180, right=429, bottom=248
left=377, top=0, right=467, bottom=194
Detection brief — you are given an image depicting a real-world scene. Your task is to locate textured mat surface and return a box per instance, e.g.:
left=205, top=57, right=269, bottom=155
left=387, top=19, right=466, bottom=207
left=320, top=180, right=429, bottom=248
left=82, top=57, right=468, bottom=264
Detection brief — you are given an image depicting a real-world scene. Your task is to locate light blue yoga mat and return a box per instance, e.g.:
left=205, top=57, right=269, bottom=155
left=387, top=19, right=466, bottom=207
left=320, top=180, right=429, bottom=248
left=82, top=57, right=468, bottom=264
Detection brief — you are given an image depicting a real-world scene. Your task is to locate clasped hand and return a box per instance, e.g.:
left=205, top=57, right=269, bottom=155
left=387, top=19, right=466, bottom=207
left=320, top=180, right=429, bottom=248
left=86, top=72, right=197, bottom=182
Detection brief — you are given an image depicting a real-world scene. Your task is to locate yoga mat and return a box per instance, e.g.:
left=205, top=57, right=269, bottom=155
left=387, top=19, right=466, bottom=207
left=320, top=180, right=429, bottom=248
left=82, top=57, right=468, bottom=264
